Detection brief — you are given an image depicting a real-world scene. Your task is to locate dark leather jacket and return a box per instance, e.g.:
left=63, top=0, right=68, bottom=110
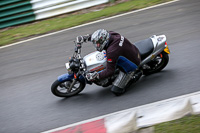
left=98, top=31, right=141, bottom=79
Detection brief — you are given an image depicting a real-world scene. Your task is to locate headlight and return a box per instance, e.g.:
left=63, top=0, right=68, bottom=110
left=65, top=63, right=70, bottom=70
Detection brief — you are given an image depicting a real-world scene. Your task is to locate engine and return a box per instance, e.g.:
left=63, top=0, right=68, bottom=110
left=94, top=78, right=111, bottom=87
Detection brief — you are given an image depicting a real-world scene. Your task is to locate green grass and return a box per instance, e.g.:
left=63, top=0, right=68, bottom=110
left=0, top=0, right=171, bottom=46
left=155, top=115, right=200, bottom=133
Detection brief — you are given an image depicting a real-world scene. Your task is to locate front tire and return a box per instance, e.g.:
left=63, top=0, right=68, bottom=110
left=51, top=79, right=86, bottom=97
left=143, top=51, right=169, bottom=75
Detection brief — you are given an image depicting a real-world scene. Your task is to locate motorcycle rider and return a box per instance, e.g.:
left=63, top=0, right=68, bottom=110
left=76, top=29, right=142, bottom=95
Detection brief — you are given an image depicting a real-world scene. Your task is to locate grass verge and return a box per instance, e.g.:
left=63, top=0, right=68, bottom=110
left=0, top=0, right=172, bottom=46
left=155, top=115, right=200, bottom=133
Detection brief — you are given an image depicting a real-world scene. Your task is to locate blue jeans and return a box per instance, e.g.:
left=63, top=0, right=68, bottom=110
left=116, top=56, right=138, bottom=73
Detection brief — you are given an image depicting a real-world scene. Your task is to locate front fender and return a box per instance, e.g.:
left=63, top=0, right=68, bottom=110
left=57, top=73, right=86, bottom=83
left=58, top=73, right=74, bottom=82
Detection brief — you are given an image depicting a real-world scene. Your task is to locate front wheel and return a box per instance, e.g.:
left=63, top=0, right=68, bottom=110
left=142, top=51, right=169, bottom=75
left=51, top=79, right=86, bottom=97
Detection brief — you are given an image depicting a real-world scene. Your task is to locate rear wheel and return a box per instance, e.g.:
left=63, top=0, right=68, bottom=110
left=142, top=51, right=169, bottom=75
left=51, top=79, right=85, bottom=97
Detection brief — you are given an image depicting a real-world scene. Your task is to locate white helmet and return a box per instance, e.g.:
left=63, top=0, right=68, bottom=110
left=91, top=29, right=110, bottom=52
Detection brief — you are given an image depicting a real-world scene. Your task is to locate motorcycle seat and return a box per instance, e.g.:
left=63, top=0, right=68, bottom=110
left=134, top=38, right=154, bottom=60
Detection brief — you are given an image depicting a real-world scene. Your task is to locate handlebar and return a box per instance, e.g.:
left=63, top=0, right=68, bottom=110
left=69, top=41, right=85, bottom=74
left=73, top=41, right=82, bottom=58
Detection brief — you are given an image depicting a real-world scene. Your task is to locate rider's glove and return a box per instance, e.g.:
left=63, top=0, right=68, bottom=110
left=82, top=34, right=91, bottom=42
left=86, top=72, right=99, bottom=81
left=76, top=34, right=91, bottom=44
left=76, top=36, right=84, bottom=44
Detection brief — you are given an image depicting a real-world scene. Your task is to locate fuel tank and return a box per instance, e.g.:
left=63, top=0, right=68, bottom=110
left=83, top=50, right=107, bottom=72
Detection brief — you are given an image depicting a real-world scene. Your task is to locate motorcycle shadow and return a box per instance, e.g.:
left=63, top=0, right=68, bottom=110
left=126, top=69, right=175, bottom=93
left=55, top=86, right=113, bottom=103
left=56, top=69, right=175, bottom=103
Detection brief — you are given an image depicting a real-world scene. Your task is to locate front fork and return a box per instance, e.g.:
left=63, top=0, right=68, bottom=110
left=68, top=78, right=77, bottom=92
left=68, top=73, right=80, bottom=92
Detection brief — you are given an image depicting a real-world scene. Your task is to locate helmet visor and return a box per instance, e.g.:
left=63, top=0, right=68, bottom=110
left=93, top=42, right=101, bottom=51
left=92, top=38, right=102, bottom=49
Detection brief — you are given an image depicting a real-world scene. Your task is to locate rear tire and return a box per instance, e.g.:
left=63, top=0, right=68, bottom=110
left=51, top=79, right=85, bottom=97
left=143, top=51, right=169, bottom=75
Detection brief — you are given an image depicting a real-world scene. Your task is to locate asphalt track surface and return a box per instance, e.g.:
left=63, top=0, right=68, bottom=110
left=0, top=0, right=200, bottom=132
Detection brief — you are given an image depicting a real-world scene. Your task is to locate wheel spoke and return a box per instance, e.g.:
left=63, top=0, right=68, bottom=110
left=57, top=81, right=80, bottom=93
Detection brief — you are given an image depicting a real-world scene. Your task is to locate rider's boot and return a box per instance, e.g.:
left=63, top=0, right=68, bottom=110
left=111, top=86, right=126, bottom=96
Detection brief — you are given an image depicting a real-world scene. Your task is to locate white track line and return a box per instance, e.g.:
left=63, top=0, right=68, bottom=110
left=0, top=0, right=179, bottom=49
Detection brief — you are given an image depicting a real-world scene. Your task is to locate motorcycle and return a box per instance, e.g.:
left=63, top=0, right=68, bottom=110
left=51, top=35, right=170, bottom=97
